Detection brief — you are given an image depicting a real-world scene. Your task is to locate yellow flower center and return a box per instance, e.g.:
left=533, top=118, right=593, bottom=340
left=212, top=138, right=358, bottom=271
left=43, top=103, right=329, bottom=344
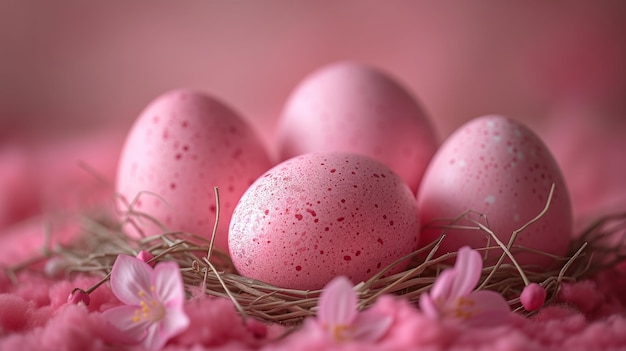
left=452, top=296, right=476, bottom=320
left=131, top=286, right=166, bottom=323
left=325, top=323, right=355, bottom=342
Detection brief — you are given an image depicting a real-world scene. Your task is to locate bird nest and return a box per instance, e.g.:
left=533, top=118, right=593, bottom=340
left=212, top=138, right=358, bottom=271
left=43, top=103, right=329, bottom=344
left=6, top=186, right=626, bottom=326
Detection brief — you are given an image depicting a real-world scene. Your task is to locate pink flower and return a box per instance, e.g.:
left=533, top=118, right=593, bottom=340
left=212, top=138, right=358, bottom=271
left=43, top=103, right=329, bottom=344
left=102, top=254, right=190, bottom=351
left=316, top=276, right=392, bottom=342
left=419, top=246, right=510, bottom=326
left=520, top=283, right=547, bottom=311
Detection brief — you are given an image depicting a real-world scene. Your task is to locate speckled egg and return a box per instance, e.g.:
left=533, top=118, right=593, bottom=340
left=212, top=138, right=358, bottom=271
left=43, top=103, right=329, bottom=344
left=275, top=62, right=438, bottom=192
left=229, top=152, right=420, bottom=290
left=417, top=115, right=572, bottom=267
left=116, top=89, right=272, bottom=250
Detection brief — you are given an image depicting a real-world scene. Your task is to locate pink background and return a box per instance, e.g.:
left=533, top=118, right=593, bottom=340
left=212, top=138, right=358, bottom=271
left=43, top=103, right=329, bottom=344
left=2, top=4, right=626, bottom=349
left=1, top=1, right=626, bottom=228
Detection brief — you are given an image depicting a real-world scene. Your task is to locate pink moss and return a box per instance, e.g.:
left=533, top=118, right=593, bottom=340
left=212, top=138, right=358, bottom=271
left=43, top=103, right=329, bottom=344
left=2, top=247, right=626, bottom=351
left=172, top=296, right=270, bottom=349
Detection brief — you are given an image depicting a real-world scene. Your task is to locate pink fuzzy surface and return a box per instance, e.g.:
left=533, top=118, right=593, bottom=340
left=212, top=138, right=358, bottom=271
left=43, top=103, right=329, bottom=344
left=2, top=264, right=626, bottom=351
left=1, top=133, right=626, bottom=351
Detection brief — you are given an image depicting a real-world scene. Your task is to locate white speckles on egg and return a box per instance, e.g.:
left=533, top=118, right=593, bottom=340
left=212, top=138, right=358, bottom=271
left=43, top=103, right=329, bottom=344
left=116, top=89, right=272, bottom=250
left=417, top=115, right=572, bottom=267
left=229, top=152, right=420, bottom=290
left=484, top=195, right=496, bottom=205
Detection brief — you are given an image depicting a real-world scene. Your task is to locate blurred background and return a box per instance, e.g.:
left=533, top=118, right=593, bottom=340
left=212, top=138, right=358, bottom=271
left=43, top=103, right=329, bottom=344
left=1, top=1, right=625, bottom=229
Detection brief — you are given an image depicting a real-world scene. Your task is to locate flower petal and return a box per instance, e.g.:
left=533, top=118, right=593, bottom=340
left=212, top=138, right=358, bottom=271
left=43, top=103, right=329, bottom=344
left=110, top=254, right=153, bottom=305
left=351, top=309, right=392, bottom=342
left=463, top=290, right=511, bottom=327
left=141, top=308, right=189, bottom=351
left=429, top=269, right=457, bottom=302
left=161, top=306, right=191, bottom=339
left=450, top=246, right=482, bottom=298
left=317, top=276, right=357, bottom=326
left=142, top=323, right=167, bottom=351
left=153, top=261, right=185, bottom=307
left=418, top=293, right=439, bottom=319
left=101, top=305, right=150, bottom=342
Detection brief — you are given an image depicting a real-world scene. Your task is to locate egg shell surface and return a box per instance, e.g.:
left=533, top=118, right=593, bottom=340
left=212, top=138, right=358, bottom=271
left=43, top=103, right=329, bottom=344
left=116, top=89, right=272, bottom=250
left=229, top=152, right=420, bottom=290
left=275, top=62, right=438, bottom=192
left=417, top=115, right=573, bottom=267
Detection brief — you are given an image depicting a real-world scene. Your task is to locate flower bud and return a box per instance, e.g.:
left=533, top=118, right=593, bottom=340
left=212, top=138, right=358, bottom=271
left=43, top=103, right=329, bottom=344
left=67, top=288, right=91, bottom=306
left=521, top=283, right=546, bottom=311
left=136, top=250, right=156, bottom=267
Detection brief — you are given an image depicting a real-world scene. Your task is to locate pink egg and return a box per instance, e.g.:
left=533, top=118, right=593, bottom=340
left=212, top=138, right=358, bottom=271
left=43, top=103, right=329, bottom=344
left=229, top=152, right=420, bottom=290
left=116, top=89, right=272, bottom=250
left=275, top=62, right=438, bottom=192
left=417, top=115, right=572, bottom=267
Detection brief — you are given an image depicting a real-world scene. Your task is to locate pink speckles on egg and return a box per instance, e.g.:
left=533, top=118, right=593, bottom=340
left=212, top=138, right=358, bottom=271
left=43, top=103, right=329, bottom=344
left=228, top=152, right=420, bottom=290
left=115, top=89, right=272, bottom=250
left=417, top=115, right=572, bottom=267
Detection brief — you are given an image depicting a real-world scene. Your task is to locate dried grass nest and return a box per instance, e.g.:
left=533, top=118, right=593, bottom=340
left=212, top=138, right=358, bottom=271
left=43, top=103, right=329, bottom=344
left=7, top=186, right=626, bottom=326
